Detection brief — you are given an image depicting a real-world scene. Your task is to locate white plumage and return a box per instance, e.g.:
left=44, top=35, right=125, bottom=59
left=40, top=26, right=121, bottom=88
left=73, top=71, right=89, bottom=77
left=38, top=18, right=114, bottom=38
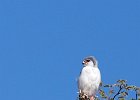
left=78, top=56, right=101, bottom=100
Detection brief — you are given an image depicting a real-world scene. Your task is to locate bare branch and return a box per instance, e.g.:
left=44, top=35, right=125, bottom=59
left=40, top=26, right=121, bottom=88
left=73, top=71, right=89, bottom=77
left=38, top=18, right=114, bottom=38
left=112, top=85, right=123, bottom=99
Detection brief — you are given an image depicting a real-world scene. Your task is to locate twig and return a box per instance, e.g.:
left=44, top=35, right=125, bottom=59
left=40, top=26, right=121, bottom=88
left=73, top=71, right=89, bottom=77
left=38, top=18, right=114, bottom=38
left=136, top=91, right=138, bottom=100
left=112, top=85, right=123, bottom=99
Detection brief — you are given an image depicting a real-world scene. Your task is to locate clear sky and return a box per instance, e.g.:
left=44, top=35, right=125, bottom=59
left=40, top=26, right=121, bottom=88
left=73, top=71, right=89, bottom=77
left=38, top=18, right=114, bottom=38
left=0, top=0, right=140, bottom=100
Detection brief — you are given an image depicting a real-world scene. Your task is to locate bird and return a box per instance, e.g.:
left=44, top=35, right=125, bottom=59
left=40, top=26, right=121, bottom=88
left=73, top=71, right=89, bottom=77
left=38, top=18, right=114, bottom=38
left=78, top=56, right=101, bottom=100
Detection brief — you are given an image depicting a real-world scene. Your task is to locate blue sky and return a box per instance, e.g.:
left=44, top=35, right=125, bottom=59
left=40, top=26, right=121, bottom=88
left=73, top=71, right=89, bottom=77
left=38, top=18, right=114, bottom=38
left=0, top=0, right=140, bottom=100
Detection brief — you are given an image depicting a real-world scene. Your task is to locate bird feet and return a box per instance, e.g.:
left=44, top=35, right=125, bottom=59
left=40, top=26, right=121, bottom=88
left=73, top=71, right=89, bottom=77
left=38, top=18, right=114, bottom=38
left=79, top=92, right=90, bottom=100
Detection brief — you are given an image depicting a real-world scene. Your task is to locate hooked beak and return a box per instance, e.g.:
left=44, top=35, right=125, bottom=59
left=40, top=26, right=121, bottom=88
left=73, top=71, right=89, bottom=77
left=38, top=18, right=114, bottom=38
left=82, top=60, right=87, bottom=65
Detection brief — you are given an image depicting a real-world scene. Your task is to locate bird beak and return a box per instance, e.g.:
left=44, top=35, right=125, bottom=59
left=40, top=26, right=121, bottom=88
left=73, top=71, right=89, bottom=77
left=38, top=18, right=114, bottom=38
left=82, top=60, right=87, bottom=65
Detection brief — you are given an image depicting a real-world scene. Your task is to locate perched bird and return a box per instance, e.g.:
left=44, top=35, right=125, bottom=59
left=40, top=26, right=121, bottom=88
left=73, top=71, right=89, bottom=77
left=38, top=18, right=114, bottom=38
left=78, top=56, right=101, bottom=100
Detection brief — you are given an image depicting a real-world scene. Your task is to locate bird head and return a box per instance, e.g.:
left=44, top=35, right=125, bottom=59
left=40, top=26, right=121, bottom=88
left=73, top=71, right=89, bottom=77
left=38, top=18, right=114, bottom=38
left=82, top=56, right=98, bottom=67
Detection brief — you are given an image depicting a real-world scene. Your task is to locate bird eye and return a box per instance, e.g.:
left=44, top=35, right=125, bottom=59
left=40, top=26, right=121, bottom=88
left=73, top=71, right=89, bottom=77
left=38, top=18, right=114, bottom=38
left=86, top=59, right=90, bottom=62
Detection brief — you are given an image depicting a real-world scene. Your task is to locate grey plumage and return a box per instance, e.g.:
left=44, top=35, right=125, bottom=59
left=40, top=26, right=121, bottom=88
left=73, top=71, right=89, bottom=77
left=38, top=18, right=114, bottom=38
left=83, top=56, right=98, bottom=66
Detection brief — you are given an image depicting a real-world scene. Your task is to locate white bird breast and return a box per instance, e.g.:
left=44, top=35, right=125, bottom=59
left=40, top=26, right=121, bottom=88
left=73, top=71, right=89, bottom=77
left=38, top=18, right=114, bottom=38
left=78, top=66, right=101, bottom=97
